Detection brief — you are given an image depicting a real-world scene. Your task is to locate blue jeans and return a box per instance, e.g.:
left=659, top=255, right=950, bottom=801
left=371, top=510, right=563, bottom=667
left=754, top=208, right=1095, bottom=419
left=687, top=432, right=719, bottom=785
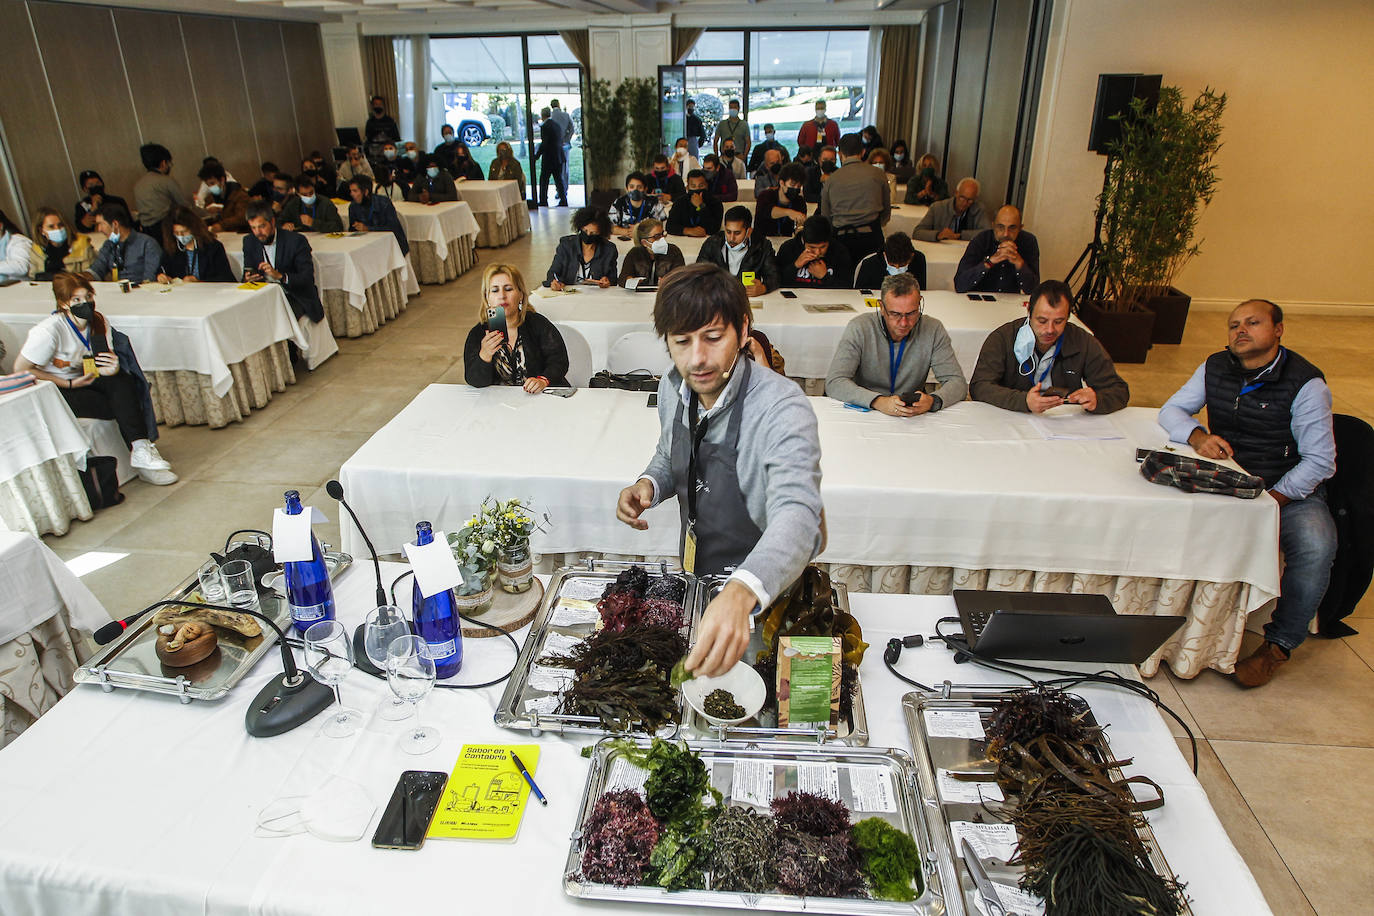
left=1265, top=484, right=1337, bottom=651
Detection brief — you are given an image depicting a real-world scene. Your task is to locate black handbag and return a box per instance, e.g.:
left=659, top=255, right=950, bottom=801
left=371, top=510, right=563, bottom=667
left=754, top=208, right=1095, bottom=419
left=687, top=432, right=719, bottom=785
left=79, top=456, right=124, bottom=509
left=589, top=369, right=660, bottom=392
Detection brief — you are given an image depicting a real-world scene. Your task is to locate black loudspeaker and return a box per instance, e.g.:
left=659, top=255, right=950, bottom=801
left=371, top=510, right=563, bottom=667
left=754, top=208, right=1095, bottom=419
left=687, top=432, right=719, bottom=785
left=1087, top=73, right=1162, bottom=153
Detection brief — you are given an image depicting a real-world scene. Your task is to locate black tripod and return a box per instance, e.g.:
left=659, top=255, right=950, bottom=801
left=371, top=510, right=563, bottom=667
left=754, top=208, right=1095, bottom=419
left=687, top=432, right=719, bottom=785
left=1065, top=155, right=1116, bottom=305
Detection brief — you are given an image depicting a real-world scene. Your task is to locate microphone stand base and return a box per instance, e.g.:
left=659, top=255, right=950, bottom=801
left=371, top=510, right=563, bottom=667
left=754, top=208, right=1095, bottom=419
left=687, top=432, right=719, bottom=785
left=245, top=671, right=335, bottom=737
left=352, top=623, right=384, bottom=678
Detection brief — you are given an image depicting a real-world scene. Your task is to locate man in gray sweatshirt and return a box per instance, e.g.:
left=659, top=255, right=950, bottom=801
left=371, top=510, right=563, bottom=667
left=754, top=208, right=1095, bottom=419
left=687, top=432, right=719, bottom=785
left=825, top=272, right=967, bottom=415
left=617, top=263, right=824, bottom=678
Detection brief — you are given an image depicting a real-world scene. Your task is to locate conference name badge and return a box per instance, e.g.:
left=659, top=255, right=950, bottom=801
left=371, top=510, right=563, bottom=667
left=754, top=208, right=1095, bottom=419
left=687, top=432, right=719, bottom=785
left=741, top=271, right=756, bottom=287
left=82, top=356, right=98, bottom=376
left=683, top=523, right=697, bottom=575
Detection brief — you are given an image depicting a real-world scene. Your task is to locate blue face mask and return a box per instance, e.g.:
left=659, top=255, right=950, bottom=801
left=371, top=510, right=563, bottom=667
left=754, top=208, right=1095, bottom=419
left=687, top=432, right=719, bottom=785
left=444, top=134, right=455, bottom=144
left=46, top=228, right=68, bottom=245
left=885, top=261, right=905, bottom=276
left=108, top=231, right=121, bottom=244
left=384, top=149, right=397, bottom=160
left=175, top=234, right=194, bottom=248
left=300, top=194, right=316, bottom=206
left=1013, top=318, right=1035, bottom=365
left=210, top=184, right=223, bottom=197
left=426, top=167, right=439, bottom=179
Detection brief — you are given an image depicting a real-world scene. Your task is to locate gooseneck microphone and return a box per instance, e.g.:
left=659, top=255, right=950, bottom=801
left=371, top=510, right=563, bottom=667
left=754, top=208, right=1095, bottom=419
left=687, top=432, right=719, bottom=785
left=326, top=478, right=403, bottom=677
left=94, top=610, right=154, bottom=645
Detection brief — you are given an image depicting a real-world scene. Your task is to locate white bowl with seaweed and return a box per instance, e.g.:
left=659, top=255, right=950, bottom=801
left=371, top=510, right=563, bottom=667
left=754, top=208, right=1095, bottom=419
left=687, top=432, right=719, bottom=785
left=679, top=660, right=767, bottom=726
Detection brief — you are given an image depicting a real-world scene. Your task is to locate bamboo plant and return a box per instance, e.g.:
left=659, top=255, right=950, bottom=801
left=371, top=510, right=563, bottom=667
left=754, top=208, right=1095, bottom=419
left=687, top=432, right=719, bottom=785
left=583, top=78, right=627, bottom=193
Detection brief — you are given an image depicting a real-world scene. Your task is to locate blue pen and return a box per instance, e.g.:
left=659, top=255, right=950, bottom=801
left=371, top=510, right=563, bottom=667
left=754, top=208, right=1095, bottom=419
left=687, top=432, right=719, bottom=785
left=843, top=402, right=873, bottom=413
left=510, top=751, right=547, bottom=806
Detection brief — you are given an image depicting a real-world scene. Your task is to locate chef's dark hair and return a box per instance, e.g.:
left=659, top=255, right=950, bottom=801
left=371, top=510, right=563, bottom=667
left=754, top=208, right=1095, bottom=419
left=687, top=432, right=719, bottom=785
left=653, top=263, right=749, bottom=340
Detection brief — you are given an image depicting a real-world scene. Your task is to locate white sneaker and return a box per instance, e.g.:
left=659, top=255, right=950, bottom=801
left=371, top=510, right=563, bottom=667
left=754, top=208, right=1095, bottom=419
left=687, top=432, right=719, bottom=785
left=130, top=441, right=171, bottom=471
left=137, top=466, right=179, bottom=486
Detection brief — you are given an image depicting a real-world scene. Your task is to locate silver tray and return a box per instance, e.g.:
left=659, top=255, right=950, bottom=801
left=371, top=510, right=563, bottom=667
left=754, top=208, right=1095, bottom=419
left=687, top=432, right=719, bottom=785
left=564, top=737, right=961, bottom=915
left=73, top=545, right=352, bottom=703
left=901, top=691, right=1192, bottom=916
left=685, top=576, right=869, bottom=745
left=493, top=560, right=696, bottom=737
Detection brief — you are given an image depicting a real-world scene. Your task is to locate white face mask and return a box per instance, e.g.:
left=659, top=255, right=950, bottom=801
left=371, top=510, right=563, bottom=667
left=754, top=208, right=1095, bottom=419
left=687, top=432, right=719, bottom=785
left=255, top=776, right=375, bottom=842
left=727, top=239, right=749, bottom=253
left=651, top=237, right=669, bottom=255
left=885, top=261, right=905, bottom=276
left=1013, top=318, right=1036, bottom=365
left=815, top=110, right=826, bottom=120
left=300, top=194, right=316, bottom=206
left=894, top=152, right=906, bottom=161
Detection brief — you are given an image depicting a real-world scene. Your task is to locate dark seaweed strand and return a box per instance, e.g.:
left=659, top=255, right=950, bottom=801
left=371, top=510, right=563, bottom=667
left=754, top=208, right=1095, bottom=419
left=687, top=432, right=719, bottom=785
left=1024, top=823, right=1188, bottom=916
left=709, top=806, right=778, bottom=893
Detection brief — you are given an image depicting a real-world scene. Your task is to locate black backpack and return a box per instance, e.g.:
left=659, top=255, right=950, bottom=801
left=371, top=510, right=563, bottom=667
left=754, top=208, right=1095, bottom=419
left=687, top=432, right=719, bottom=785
left=79, top=456, right=124, bottom=509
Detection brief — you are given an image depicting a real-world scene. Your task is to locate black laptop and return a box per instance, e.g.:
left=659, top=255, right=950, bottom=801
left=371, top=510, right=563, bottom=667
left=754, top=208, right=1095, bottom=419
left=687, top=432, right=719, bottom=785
left=952, top=590, right=1185, bottom=665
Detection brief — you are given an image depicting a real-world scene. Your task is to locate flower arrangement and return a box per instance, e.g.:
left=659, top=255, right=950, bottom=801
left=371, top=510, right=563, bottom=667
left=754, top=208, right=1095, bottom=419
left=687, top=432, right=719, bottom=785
left=447, top=512, right=501, bottom=593
left=485, top=496, right=543, bottom=549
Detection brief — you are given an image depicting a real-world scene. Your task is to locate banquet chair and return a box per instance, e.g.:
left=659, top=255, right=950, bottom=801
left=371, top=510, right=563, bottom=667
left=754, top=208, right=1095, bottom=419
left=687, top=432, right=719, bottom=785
left=607, top=331, right=671, bottom=376
left=553, top=322, right=594, bottom=388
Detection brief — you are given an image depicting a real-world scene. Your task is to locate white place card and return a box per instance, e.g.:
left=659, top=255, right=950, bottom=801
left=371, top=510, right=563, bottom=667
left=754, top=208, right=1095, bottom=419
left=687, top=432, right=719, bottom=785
left=403, top=533, right=465, bottom=598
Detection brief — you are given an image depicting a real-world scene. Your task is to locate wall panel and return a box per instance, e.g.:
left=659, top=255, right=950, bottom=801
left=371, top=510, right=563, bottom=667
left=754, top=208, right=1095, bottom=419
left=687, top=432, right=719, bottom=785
left=0, top=0, right=70, bottom=215
left=236, top=20, right=302, bottom=171
left=115, top=8, right=206, bottom=183
left=178, top=14, right=260, bottom=181
left=282, top=22, right=337, bottom=161
left=976, top=0, right=1034, bottom=209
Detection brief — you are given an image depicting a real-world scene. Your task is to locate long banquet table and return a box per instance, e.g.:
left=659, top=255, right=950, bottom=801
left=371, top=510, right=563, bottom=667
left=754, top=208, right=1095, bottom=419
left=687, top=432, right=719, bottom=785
left=393, top=200, right=481, bottom=284
left=340, top=386, right=1280, bottom=678
left=0, top=382, right=94, bottom=536
left=0, top=559, right=1269, bottom=914
left=454, top=179, right=531, bottom=247
left=0, top=281, right=319, bottom=428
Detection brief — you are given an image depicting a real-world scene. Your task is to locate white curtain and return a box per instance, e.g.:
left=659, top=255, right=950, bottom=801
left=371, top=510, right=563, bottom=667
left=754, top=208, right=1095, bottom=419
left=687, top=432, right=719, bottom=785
left=865, top=27, right=884, bottom=130
left=394, top=38, right=416, bottom=144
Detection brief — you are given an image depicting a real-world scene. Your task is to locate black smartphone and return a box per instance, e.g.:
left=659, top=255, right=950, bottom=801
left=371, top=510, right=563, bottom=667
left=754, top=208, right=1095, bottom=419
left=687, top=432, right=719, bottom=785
left=780, top=290, right=798, bottom=299
left=966, top=293, right=981, bottom=300
left=860, top=289, right=875, bottom=297
left=89, top=327, right=110, bottom=355
left=371, top=770, right=449, bottom=850
left=1135, top=448, right=1152, bottom=463
left=981, top=294, right=997, bottom=301
left=647, top=392, right=659, bottom=408
left=486, top=306, right=505, bottom=335
left=900, top=390, right=923, bottom=407
left=1042, top=386, right=1071, bottom=399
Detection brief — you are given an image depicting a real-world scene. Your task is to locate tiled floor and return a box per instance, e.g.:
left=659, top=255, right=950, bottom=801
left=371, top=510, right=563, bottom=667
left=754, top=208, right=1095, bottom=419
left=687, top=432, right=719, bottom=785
left=42, top=207, right=1374, bottom=914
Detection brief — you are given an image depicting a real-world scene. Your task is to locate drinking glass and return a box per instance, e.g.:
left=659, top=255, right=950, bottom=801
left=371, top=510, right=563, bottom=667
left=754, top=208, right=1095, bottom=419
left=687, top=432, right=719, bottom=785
left=386, top=636, right=440, bottom=754
left=304, top=620, right=363, bottom=738
left=197, top=561, right=227, bottom=605
left=363, top=605, right=413, bottom=721
left=220, top=560, right=260, bottom=613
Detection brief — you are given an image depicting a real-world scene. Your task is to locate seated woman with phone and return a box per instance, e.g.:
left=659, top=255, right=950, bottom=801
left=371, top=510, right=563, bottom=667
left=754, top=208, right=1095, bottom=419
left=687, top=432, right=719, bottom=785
left=13, top=272, right=176, bottom=484
left=545, top=208, right=618, bottom=291
left=618, top=218, right=685, bottom=289
left=156, top=208, right=236, bottom=284
left=464, top=263, right=570, bottom=395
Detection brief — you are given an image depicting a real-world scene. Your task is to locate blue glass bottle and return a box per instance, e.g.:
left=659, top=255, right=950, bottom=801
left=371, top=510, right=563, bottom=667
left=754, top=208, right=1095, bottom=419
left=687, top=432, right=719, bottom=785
left=412, top=521, right=463, bottom=679
left=282, top=490, right=336, bottom=634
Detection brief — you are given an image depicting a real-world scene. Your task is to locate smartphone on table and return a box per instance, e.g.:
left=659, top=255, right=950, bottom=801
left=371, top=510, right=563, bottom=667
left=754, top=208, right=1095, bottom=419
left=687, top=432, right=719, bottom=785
left=779, top=290, right=798, bottom=299
left=371, top=770, right=449, bottom=850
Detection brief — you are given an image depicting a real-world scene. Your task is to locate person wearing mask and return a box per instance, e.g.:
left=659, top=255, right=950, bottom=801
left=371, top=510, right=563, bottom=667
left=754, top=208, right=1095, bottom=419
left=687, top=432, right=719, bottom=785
left=247, top=162, right=279, bottom=202
left=299, top=157, right=331, bottom=198
left=853, top=232, right=927, bottom=291
left=889, top=140, right=915, bottom=184
left=550, top=99, right=575, bottom=194
left=242, top=202, right=324, bottom=323
left=281, top=175, right=344, bottom=233
left=433, top=124, right=460, bottom=173
left=821, top=133, right=890, bottom=265
left=402, top=143, right=426, bottom=185
left=192, top=158, right=234, bottom=208
left=269, top=173, right=298, bottom=217
left=365, top=95, right=400, bottom=153
left=87, top=204, right=160, bottom=283
left=156, top=208, right=234, bottom=283
left=955, top=205, right=1040, bottom=294
left=825, top=271, right=966, bottom=415
left=373, top=168, right=408, bottom=202
left=1158, top=299, right=1336, bottom=687
left=616, top=263, right=823, bottom=678
left=197, top=163, right=251, bottom=233
left=797, top=99, right=840, bottom=151
left=376, top=141, right=407, bottom=188
left=132, top=143, right=188, bottom=242
left=488, top=141, right=526, bottom=196
left=545, top=207, right=618, bottom=290
left=336, top=146, right=375, bottom=197
left=450, top=141, right=484, bottom=182
left=611, top=172, right=668, bottom=228
left=466, top=263, right=569, bottom=392
left=307, top=151, right=336, bottom=188
left=747, top=124, right=789, bottom=175
left=970, top=279, right=1128, bottom=415
left=752, top=164, right=808, bottom=238
left=913, top=177, right=986, bottom=241
left=701, top=154, right=738, bottom=203
left=776, top=215, right=853, bottom=290
left=905, top=154, right=950, bottom=205
left=29, top=208, right=92, bottom=280
left=867, top=148, right=893, bottom=173
left=753, top=148, right=784, bottom=198
left=408, top=155, right=459, bottom=204
left=667, top=170, right=724, bottom=238
left=15, top=272, right=173, bottom=484
left=647, top=154, right=686, bottom=208
left=347, top=175, right=409, bottom=254
left=669, top=138, right=700, bottom=178
left=685, top=98, right=708, bottom=158
left=535, top=107, right=568, bottom=207
left=73, top=170, right=128, bottom=233
left=804, top=146, right=838, bottom=204
left=719, top=139, right=746, bottom=180
left=713, top=99, right=750, bottom=162
left=696, top=206, right=781, bottom=297
left=859, top=126, right=884, bottom=160
left=619, top=218, right=685, bottom=288
left=0, top=210, right=31, bottom=280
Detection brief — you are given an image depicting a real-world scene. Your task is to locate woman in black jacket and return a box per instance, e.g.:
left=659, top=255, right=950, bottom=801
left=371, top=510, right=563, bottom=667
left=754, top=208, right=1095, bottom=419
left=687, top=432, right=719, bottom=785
left=156, top=208, right=236, bottom=283
left=545, top=207, right=618, bottom=290
left=464, top=263, right=570, bottom=393
left=450, top=142, right=485, bottom=182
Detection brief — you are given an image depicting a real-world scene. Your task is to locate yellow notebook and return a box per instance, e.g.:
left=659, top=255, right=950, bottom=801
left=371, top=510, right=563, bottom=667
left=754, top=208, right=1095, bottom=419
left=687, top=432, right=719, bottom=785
left=238, top=281, right=267, bottom=290
left=427, top=744, right=541, bottom=840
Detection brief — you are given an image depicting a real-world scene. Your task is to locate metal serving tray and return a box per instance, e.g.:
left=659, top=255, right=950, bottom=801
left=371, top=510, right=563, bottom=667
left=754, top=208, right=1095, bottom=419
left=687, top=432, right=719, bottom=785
left=73, top=542, right=352, bottom=704
left=493, top=560, right=696, bottom=737
left=684, top=576, right=869, bottom=745
left=564, top=737, right=962, bottom=915
left=901, top=691, right=1192, bottom=916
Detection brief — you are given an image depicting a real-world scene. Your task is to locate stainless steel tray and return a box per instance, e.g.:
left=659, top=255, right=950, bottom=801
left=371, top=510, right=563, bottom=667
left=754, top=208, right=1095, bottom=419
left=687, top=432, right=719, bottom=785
left=684, top=576, right=869, bottom=745
left=493, top=560, right=696, bottom=737
left=73, top=545, right=352, bottom=703
left=564, top=737, right=961, bottom=915
left=901, top=691, right=1191, bottom=916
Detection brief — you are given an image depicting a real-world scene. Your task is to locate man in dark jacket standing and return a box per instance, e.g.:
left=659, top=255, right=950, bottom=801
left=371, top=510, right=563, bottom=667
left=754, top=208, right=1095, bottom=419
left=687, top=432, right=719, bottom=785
left=536, top=108, right=567, bottom=207
left=242, top=202, right=324, bottom=323
left=970, top=279, right=1128, bottom=414
left=695, top=206, right=780, bottom=296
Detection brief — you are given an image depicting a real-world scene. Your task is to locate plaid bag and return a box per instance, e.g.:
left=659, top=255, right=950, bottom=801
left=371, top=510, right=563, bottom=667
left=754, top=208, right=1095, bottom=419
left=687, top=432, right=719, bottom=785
left=1140, top=450, right=1264, bottom=499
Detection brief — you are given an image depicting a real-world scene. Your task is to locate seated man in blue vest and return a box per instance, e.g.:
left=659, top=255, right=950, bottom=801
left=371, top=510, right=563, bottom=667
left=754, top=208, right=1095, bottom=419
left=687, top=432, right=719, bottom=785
left=1159, top=299, right=1337, bottom=687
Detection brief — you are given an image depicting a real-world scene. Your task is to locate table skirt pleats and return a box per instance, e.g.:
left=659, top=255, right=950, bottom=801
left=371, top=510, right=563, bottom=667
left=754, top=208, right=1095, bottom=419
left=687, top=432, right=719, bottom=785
left=0, top=614, right=80, bottom=749
left=147, top=341, right=295, bottom=429
left=0, top=459, right=93, bottom=538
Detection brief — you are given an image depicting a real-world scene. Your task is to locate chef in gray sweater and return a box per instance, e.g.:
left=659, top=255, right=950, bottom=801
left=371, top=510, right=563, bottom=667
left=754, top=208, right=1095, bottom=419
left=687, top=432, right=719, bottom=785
left=617, top=263, right=824, bottom=678
left=825, top=272, right=967, bottom=415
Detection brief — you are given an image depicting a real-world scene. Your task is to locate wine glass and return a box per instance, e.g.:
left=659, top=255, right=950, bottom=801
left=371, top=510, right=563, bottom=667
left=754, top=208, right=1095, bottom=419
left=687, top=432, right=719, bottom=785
left=304, top=620, right=364, bottom=738
left=363, top=605, right=413, bottom=721
left=386, top=635, right=440, bottom=754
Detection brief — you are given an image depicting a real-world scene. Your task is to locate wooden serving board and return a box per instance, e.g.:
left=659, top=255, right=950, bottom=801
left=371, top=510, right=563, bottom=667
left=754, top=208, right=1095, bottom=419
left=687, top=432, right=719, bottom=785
left=461, top=578, right=545, bottom=637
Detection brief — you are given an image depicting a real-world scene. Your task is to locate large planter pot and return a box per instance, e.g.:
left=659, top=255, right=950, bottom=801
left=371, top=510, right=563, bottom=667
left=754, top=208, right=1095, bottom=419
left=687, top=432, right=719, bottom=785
left=1143, top=286, right=1192, bottom=345
left=1079, top=300, right=1156, bottom=364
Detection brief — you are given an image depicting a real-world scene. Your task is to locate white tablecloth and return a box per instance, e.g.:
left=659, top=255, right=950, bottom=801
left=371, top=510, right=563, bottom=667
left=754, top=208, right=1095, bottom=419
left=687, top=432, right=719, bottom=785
left=534, top=287, right=1033, bottom=380
left=887, top=202, right=928, bottom=238
left=0, top=382, right=91, bottom=488
left=0, top=282, right=312, bottom=399
left=393, top=201, right=480, bottom=262
left=454, top=179, right=523, bottom=220
left=0, top=530, right=109, bottom=644
left=0, top=560, right=1268, bottom=914
left=225, top=232, right=413, bottom=312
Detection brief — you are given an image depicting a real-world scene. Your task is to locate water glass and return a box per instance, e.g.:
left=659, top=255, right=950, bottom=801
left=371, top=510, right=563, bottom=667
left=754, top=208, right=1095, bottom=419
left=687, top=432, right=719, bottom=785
left=363, top=605, right=413, bottom=721
left=386, top=635, right=440, bottom=754
left=304, top=620, right=364, bottom=738
left=197, top=561, right=227, bottom=605
left=220, top=559, right=260, bottom=613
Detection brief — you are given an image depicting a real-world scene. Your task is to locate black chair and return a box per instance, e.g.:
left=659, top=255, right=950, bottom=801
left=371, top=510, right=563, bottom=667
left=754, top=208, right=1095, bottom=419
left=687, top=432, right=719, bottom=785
left=1317, top=413, right=1374, bottom=636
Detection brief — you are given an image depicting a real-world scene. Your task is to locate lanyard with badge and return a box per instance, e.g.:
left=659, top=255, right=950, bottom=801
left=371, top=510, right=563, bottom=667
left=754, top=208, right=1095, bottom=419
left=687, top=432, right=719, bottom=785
left=1028, top=336, right=1064, bottom=387
left=888, top=335, right=909, bottom=395
left=683, top=393, right=711, bottom=574
left=61, top=311, right=97, bottom=376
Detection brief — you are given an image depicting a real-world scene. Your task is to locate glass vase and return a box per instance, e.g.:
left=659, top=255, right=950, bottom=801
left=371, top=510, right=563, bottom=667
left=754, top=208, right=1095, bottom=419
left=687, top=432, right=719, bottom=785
left=454, top=567, right=495, bottom=615
left=497, top=540, right=534, bottom=593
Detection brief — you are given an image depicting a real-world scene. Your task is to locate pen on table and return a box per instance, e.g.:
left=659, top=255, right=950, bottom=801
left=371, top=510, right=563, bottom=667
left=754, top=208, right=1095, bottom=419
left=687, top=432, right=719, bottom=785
left=510, top=752, right=547, bottom=806
left=843, top=402, right=873, bottom=413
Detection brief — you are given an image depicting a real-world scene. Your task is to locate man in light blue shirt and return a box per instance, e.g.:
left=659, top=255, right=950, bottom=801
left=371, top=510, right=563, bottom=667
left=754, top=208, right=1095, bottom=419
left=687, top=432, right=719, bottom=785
left=1158, top=299, right=1336, bottom=687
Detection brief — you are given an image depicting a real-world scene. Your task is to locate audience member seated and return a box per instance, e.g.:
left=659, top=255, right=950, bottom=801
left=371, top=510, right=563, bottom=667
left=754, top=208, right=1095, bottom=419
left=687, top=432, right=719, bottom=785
left=156, top=208, right=234, bottom=283
left=408, top=156, right=459, bottom=204
left=281, top=175, right=344, bottom=232
left=753, top=148, right=783, bottom=197
left=747, top=124, right=789, bottom=174
left=433, top=124, right=460, bottom=173
left=970, top=279, right=1128, bottom=414
left=87, top=204, right=160, bottom=283
left=805, top=146, right=838, bottom=204
left=307, top=151, right=336, bottom=188
left=776, top=216, right=854, bottom=289
left=133, top=143, right=189, bottom=242
left=913, top=177, right=985, bottom=240
left=29, top=208, right=90, bottom=280
left=269, top=173, right=298, bottom=218
left=859, top=125, right=885, bottom=159
left=618, top=218, right=684, bottom=288
left=400, top=143, right=423, bottom=184
left=347, top=175, right=409, bottom=255
left=753, top=163, right=808, bottom=238
left=336, top=146, right=375, bottom=195
left=666, top=170, right=724, bottom=238
left=377, top=141, right=410, bottom=189
left=669, top=139, right=700, bottom=179
left=74, top=170, right=128, bottom=233
left=299, top=158, right=331, bottom=197
left=451, top=142, right=484, bottom=182
left=854, top=232, right=927, bottom=291
left=646, top=154, right=686, bottom=208
left=718, top=136, right=747, bottom=180
left=955, top=205, right=1040, bottom=294
left=247, top=161, right=280, bottom=202
left=701, top=154, right=738, bottom=203
left=610, top=172, right=667, bottom=228
left=797, top=100, right=841, bottom=151
left=905, top=154, right=949, bottom=204
left=14, top=272, right=174, bottom=484
left=1158, top=299, right=1336, bottom=687
left=825, top=271, right=966, bottom=415
left=545, top=208, right=618, bottom=290
left=0, top=209, right=31, bottom=280
left=889, top=140, right=915, bottom=183
left=191, top=157, right=235, bottom=209
left=465, top=263, right=569, bottom=393
left=374, top=169, right=408, bottom=202
left=822, top=133, right=890, bottom=265
left=198, top=162, right=250, bottom=233
left=242, top=201, right=324, bottom=323
left=696, top=206, right=780, bottom=296
left=488, top=142, right=526, bottom=195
